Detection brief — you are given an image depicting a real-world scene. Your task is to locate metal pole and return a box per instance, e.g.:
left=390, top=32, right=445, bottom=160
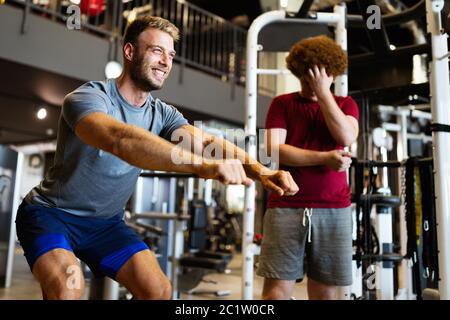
left=179, top=0, right=188, bottom=84
left=376, top=207, right=395, bottom=300
left=169, top=177, right=182, bottom=300
left=396, top=110, right=415, bottom=300
left=333, top=3, right=351, bottom=300
left=275, top=12, right=341, bottom=26
left=187, top=178, right=194, bottom=201
left=256, top=69, right=291, bottom=75
left=5, top=152, right=24, bottom=288
left=102, top=278, right=120, bottom=300
left=204, top=179, right=213, bottom=206
left=376, top=143, right=394, bottom=300
left=197, top=178, right=204, bottom=200
left=244, top=10, right=285, bottom=300
left=333, top=3, right=348, bottom=97
left=426, top=0, right=450, bottom=300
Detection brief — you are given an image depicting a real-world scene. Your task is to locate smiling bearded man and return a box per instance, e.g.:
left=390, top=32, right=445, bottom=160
left=15, top=16, right=299, bottom=300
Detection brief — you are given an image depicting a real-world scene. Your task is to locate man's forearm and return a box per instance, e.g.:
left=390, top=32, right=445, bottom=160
left=206, top=135, right=267, bottom=179
left=114, top=124, right=203, bottom=174
left=279, top=144, right=327, bottom=167
left=317, top=92, right=358, bottom=146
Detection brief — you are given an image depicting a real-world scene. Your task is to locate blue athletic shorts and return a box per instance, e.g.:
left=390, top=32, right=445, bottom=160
left=15, top=201, right=149, bottom=279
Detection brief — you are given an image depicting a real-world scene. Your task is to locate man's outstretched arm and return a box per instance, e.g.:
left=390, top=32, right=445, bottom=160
left=176, top=124, right=299, bottom=196
left=74, top=112, right=252, bottom=185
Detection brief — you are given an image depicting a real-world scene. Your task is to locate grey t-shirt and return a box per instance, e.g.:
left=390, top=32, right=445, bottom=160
left=26, top=79, right=188, bottom=218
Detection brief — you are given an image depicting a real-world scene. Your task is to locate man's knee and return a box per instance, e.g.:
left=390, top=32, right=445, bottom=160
left=309, top=289, right=336, bottom=300
left=50, top=289, right=84, bottom=300
left=307, top=278, right=337, bottom=300
left=262, top=278, right=294, bottom=300
left=134, top=278, right=172, bottom=300
left=262, top=288, right=290, bottom=300
left=159, top=280, right=172, bottom=300
left=43, top=280, right=84, bottom=300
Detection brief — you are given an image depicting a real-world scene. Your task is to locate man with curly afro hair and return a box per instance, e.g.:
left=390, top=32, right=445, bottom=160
left=257, top=35, right=359, bottom=300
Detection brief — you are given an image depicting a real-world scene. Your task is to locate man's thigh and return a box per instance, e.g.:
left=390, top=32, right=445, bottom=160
left=75, top=218, right=149, bottom=279
left=262, top=278, right=297, bottom=300
left=15, top=202, right=75, bottom=271
left=256, top=207, right=308, bottom=280
left=115, top=249, right=171, bottom=299
left=307, top=207, right=353, bottom=286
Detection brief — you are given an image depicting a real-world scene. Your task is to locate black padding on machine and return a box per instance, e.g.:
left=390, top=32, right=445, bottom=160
left=179, top=256, right=228, bottom=273
left=194, top=251, right=233, bottom=263
left=359, top=194, right=401, bottom=207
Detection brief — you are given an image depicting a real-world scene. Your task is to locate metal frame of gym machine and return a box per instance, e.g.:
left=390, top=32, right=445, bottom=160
left=425, top=0, right=450, bottom=300
left=242, top=3, right=348, bottom=300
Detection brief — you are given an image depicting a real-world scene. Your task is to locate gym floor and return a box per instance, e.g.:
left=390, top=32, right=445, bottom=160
left=0, top=247, right=308, bottom=300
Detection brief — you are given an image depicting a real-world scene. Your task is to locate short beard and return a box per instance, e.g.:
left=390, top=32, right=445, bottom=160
left=130, top=51, right=162, bottom=92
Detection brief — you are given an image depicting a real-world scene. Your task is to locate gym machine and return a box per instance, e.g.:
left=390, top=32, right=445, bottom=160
left=350, top=158, right=403, bottom=300
left=404, top=157, right=439, bottom=300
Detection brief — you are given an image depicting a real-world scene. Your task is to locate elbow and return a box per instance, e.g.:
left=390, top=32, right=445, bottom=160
left=338, top=138, right=351, bottom=147
left=338, top=134, right=358, bottom=147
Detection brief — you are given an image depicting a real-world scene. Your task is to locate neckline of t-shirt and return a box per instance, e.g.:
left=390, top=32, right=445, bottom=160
left=296, top=92, right=318, bottom=103
left=110, top=79, right=152, bottom=113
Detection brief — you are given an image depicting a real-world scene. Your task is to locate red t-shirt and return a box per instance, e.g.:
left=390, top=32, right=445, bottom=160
left=265, top=92, right=359, bottom=208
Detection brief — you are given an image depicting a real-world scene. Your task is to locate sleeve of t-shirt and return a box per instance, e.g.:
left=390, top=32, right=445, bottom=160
left=62, top=88, right=109, bottom=131
left=159, top=102, right=189, bottom=140
left=265, top=96, right=287, bottom=129
left=341, top=96, right=359, bottom=121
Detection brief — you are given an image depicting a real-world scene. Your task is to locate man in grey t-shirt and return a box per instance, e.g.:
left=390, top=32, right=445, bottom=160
left=15, top=16, right=298, bottom=300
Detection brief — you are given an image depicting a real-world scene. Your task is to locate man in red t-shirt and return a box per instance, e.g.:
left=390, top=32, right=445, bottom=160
left=257, top=35, right=359, bottom=300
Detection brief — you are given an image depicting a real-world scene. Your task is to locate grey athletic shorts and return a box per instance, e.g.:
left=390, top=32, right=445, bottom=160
left=256, top=207, right=353, bottom=286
